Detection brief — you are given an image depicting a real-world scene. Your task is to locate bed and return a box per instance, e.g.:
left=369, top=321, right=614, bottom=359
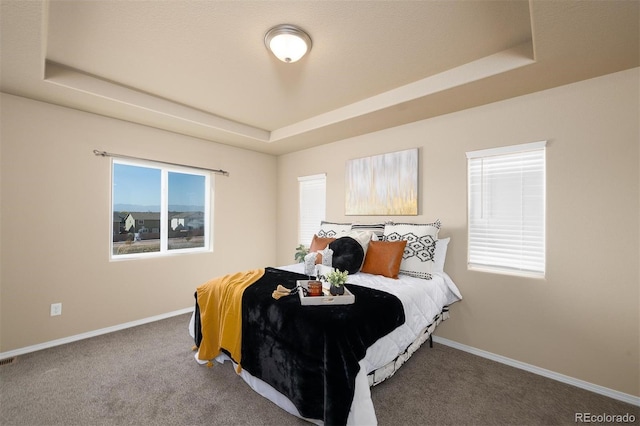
left=188, top=221, right=462, bottom=425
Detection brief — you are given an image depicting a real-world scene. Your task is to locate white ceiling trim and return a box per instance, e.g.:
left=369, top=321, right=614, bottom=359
left=44, top=61, right=271, bottom=142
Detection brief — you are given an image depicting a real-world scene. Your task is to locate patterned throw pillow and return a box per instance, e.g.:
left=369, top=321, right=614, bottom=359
left=382, top=220, right=441, bottom=279
left=350, top=223, right=385, bottom=240
left=317, top=221, right=352, bottom=238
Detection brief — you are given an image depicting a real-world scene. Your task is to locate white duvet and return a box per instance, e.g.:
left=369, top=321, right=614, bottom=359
left=190, top=264, right=462, bottom=425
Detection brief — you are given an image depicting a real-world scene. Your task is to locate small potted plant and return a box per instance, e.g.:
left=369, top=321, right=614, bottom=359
left=295, top=244, right=309, bottom=263
left=326, top=269, right=349, bottom=296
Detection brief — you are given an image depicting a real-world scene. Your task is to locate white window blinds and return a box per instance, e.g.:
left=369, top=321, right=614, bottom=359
left=298, top=174, right=326, bottom=247
left=466, top=141, right=546, bottom=277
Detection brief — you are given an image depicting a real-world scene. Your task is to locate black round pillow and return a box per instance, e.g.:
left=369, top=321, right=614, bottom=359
left=328, top=236, right=365, bottom=274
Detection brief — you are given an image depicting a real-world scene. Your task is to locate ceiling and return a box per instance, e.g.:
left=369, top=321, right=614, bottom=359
left=1, top=0, right=638, bottom=155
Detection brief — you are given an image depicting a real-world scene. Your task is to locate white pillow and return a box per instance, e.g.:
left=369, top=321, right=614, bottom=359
left=343, top=230, right=375, bottom=254
left=433, top=237, right=450, bottom=274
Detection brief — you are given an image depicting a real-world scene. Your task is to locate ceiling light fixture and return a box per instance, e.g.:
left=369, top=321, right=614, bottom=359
left=264, top=24, right=312, bottom=63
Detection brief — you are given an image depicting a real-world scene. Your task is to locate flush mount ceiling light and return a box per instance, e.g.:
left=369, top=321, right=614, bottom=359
left=264, top=24, right=312, bottom=63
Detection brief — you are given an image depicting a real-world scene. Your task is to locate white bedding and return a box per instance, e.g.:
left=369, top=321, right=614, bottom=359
left=190, top=264, right=462, bottom=425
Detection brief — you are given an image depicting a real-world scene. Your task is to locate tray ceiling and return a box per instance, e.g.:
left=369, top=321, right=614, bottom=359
left=1, top=1, right=638, bottom=155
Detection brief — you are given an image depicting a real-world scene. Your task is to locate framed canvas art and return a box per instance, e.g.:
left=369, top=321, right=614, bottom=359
left=345, top=148, right=418, bottom=215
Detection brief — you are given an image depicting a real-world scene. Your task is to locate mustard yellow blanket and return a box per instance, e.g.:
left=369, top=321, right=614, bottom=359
left=195, top=268, right=265, bottom=369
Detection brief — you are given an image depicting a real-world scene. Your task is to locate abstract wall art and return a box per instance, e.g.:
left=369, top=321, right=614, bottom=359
left=345, top=148, right=418, bottom=215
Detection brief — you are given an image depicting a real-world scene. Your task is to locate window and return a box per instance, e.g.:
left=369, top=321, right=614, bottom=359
left=466, top=141, right=546, bottom=277
left=111, top=158, right=212, bottom=259
left=298, top=174, right=326, bottom=247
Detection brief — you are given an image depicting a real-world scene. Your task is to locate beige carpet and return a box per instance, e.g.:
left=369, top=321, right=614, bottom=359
left=1, top=313, right=637, bottom=425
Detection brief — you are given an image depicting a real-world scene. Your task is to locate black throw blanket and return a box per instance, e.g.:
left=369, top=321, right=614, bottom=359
left=193, top=267, right=405, bottom=425
left=240, top=268, right=405, bottom=425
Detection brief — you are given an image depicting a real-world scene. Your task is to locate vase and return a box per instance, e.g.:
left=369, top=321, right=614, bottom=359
left=330, top=284, right=345, bottom=296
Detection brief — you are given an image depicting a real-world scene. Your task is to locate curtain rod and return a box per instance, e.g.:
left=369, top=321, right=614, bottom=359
left=93, top=150, right=229, bottom=176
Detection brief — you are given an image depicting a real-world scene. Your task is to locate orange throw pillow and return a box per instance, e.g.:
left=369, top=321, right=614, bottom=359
left=309, top=234, right=336, bottom=264
left=361, top=240, right=407, bottom=279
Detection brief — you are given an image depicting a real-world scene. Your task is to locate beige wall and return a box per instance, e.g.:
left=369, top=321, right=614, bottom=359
left=0, top=93, right=277, bottom=352
left=276, top=68, right=639, bottom=397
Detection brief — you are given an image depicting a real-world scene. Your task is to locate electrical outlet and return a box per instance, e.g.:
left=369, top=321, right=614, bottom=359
left=50, top=303, right=62, bottom=316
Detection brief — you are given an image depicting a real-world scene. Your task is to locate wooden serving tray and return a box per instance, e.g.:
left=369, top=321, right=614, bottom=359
left=297, top=280, right=355, bottom=306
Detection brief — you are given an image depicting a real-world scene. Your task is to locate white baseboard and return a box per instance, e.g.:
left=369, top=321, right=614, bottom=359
left=432, top=336, right=640, bottom=407
left=0, top=307, right=194, bottom=360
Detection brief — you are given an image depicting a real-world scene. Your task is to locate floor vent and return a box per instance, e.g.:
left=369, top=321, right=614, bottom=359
left=0, top=357, right=16, bottom=366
